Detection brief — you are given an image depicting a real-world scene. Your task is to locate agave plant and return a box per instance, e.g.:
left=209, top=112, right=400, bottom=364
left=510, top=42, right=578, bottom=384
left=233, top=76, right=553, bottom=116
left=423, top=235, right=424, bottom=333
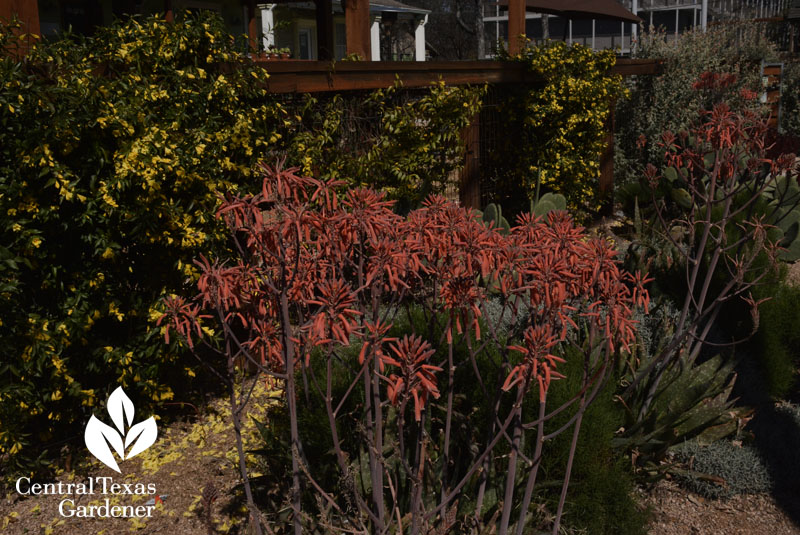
left=613, top=301, right=751, bottom=475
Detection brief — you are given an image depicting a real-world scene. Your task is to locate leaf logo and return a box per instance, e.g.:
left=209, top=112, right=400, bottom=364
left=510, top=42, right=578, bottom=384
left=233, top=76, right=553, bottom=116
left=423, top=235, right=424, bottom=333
left=84, top=387, right=158, bottom=473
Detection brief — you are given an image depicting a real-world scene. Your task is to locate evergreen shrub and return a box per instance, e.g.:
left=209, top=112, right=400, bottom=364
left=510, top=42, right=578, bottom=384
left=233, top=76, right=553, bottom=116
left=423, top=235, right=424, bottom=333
left=0, top=12, right=482, bottom=475
left=673, top=440, right=772, bottom=499
left=616, top=21, right=779, bottom=187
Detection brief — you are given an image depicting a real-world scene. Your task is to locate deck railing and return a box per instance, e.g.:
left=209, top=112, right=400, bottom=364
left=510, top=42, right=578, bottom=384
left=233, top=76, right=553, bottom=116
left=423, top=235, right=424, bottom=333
left=247, top=57, right=662, bottom=210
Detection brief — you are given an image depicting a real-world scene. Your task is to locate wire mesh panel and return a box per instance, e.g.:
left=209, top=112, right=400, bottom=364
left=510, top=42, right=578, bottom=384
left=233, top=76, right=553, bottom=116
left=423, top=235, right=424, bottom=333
left=478, top=85, right=504, bottom=209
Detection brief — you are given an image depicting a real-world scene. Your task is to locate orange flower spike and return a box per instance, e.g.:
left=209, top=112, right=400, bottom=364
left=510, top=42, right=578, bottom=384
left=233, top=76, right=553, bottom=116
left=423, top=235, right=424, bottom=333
left=412, top=390, right=422, bottom=421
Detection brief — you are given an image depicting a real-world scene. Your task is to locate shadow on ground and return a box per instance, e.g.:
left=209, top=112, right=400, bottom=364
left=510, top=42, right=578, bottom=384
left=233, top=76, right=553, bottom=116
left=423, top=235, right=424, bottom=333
left=732, top=352, right=800, bottom=526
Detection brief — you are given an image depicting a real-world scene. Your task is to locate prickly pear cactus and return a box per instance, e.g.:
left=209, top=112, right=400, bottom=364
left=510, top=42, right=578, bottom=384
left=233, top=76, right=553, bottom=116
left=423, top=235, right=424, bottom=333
left=480, top=202, right=511, bottom=234
left=530, top=192, right=567, bottom=217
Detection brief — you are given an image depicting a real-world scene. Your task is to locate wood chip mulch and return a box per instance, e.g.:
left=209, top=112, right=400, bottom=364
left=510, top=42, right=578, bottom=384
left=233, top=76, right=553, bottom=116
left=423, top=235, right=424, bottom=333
left=639, top=480, right=800, bottom=535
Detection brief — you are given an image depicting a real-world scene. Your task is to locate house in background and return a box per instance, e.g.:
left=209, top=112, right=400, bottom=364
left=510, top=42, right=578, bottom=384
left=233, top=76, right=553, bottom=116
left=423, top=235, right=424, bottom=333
left=260, top=1, right=428, bottom=61
left=485, top=0, right=796, bottom=56
left=2, top=0, right=414, bottom=61
left=34, top=0, right=256, bottom=40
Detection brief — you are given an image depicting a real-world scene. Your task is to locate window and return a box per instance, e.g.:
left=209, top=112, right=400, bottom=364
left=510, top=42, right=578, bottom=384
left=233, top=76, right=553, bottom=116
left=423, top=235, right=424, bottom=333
left=298, top=27, right=314, bottom=60
left=335, top=23, right=346, bottom=60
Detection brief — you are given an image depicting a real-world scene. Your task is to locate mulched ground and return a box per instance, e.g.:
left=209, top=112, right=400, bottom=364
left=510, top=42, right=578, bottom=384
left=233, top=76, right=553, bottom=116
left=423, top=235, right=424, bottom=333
left=1, top=382, right=278, bottom=534
left=640, top=480, right=800, bottom=535
left=4, top=365, right=800, bottom=534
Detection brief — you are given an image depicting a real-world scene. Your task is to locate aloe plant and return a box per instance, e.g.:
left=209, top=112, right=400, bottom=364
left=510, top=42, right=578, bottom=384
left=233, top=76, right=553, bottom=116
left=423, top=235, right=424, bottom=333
left=763, top=173, right=800, bottom=261
left=614, top=304, right=751, bottom=473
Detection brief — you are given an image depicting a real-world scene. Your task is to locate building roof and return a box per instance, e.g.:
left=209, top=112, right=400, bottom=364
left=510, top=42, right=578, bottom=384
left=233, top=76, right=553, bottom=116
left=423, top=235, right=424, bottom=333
left=370, top=0, right=430, bottom=14
left=262, top=1, right=429, bottom=15
left=494, top=0, right=641, bottom=24
left=789, top=0, right=800, bottom=20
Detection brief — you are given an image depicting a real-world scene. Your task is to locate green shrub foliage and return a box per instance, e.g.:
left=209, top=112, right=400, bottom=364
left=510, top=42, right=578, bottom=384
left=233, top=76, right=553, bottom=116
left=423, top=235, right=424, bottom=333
left=286, top=82, right=485, bottom=211
left=751, top=279, right=800, bottom=398
left=539, top=347, right=649, bottom=535
left=0, top=13, right=482, bottom=474
left=672, top=440, right=772, bottom=499
left=616, top=21, right=778, bottom=186
left=780, top=60, right=800, bottom=138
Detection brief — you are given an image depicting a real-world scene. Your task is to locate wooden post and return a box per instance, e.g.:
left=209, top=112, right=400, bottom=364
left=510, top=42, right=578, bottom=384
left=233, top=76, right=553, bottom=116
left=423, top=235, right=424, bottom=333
left=344, top=0, right=370, bottom=59
left=245, top=0, right=258, bottom=52
left=0, top=0, right=40, bottom=55
left=316, top=0, right=334, bottom=60
left=0, top=0, right=40, bottom=32
left=164, top=0, right=174, bottom=22
left=459, top=112, right=482, bottom=209
left=507, top=0, right=525, bottom=54
left=762, top=63, right=783, bottom=129
left=599, top=104, right=615, bottom=216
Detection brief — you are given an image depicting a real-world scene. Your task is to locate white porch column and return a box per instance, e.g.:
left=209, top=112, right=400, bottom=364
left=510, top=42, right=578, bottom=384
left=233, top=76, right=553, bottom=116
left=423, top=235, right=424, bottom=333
left=260, top=4, right=276, bottom=50
left=415, top=14, right=427, bottom=61
left=370, top=15, right=381, bottom=61
left=701, top=0, right=708, bottom=31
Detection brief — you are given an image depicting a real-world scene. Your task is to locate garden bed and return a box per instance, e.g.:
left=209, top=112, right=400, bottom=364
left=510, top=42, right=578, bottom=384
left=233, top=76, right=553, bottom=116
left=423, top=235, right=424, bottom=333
left=4, top=385, right=799, bottom=535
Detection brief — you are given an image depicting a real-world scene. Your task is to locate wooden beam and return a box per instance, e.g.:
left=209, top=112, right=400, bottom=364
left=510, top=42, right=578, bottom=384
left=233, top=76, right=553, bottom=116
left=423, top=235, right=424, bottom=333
left=0, top=0, right=39, bottom=55
left=611, top=58, right=664, bottom=76
left=164, top=0, right=174, bottom=23
left=252, top=58, right=662, bottom=93
left=315, top=0, right=334, bottom=61
left=507, top=0, right=525, bottom=54
left=257, top=60, right=543, bottom=93
left=344, top=0, right=370, bottom=59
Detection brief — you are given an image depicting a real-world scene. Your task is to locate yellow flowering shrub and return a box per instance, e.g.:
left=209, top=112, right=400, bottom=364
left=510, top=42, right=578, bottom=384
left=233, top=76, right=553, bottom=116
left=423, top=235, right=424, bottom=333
left=287, top=82, right=485, bottom=211
left=0, top=12, right=287, bottom=474
left=492, top=41, right=626, bottom=214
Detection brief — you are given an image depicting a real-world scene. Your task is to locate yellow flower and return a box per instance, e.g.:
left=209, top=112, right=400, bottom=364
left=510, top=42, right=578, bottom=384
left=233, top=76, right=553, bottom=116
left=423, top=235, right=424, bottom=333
left=108, top=302, right=124, bottom=321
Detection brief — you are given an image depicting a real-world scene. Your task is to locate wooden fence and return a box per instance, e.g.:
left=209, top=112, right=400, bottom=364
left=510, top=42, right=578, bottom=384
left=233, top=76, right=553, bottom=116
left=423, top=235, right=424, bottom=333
left=252, top=58, right=663, bottom=210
